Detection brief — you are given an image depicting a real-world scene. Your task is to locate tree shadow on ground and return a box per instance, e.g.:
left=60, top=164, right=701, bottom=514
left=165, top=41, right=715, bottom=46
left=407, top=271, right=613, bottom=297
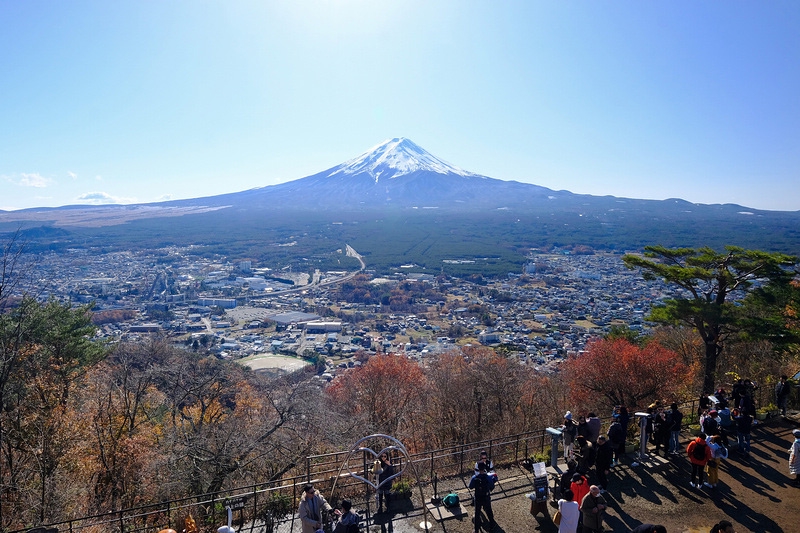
left=603, top=456, right=717, bottom=531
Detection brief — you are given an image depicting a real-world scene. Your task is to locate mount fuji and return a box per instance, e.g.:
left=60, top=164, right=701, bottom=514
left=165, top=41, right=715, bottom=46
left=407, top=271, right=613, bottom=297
left=3, top=137, right=800, bottom=259
left=177, top=137, right=570, bottom=211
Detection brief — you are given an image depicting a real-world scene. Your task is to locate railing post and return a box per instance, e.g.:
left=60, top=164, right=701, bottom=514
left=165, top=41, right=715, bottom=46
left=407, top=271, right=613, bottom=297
left=250, top=485, right=258, bottom=533
left=306, top=455, right=311, bottom=483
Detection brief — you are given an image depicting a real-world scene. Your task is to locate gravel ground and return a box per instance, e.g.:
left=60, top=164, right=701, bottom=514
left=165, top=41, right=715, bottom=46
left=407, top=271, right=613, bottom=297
left=322, top=417, right=800, bottom=533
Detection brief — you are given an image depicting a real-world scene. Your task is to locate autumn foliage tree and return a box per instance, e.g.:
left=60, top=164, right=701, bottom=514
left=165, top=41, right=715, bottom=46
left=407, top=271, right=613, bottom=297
left=326, top=353, right=427, bottom=439
left=563, top=338, right=691, bottom=411
left=0, top=298, right=105, bottom=525
left=424, top=346, right=535, bottom=446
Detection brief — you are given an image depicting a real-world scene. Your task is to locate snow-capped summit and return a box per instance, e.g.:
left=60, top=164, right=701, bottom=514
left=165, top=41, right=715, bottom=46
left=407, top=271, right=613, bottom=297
left=324, top=137, right=478, bottom=182
left=180, top=136, right=560, bottom=211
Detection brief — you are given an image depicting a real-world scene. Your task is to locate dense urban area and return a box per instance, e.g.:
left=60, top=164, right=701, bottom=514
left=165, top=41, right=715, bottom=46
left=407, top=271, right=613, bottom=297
left=19, top=246, right=672, bottom=376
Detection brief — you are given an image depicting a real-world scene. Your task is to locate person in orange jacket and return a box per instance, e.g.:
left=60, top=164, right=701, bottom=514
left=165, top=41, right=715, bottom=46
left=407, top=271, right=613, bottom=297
left=687, top=432, right=713, bottom=488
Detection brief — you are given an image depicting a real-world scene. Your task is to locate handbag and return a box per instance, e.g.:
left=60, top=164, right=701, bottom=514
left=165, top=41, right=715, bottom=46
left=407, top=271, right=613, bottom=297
left=553, top=509, right=562, bottom=526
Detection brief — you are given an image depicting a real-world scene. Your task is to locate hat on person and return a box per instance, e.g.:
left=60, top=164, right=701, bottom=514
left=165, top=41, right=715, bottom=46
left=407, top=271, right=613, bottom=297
left=564, top=411, right=573, bottom=420
left=793, top=429, right=800, bottom=438
left=709, top=410, right=718, bottom=416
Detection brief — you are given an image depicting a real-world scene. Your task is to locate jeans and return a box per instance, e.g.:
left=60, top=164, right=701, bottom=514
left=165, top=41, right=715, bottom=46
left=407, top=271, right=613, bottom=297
left=691, top=462, right=705, bottom=485
left=778, top=396, right=788, bottom=415
left=737, top=432, right=751, bottom=454
left=669, top=431, right=681, bottom=453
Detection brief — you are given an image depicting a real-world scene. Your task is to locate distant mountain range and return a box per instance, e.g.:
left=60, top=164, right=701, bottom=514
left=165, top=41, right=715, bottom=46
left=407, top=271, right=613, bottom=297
left=2, top=138, right=800, bottom=263
left=3, top=136, right=795, bottom=218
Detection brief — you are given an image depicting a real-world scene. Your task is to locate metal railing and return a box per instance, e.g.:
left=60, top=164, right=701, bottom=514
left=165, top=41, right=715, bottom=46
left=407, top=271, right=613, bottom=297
left=7, top=429, right=550, bottom=533
left=10, top=388, right=776, bottom=533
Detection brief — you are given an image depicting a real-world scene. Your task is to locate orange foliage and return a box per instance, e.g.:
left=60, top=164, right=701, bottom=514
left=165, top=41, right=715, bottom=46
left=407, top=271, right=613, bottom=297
left=326, top=353, right=427, bottom=435
left=563, top=338, right=691, bottom=411
left=91, top=309, right=137, bottom=325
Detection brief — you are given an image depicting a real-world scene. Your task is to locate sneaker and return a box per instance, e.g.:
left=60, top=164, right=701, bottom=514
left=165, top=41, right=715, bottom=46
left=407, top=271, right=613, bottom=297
left=689, top=482, right=696, bottom=488
left=703, top=482, right=713, bottom=488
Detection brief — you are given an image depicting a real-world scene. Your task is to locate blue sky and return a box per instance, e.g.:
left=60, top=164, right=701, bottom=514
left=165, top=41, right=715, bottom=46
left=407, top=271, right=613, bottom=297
left=2, top=1, right=799, bottom=211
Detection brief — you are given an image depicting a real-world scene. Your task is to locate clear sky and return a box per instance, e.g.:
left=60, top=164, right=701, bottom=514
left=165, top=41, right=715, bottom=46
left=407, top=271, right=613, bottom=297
left=2, top=1, right=799, bottom=211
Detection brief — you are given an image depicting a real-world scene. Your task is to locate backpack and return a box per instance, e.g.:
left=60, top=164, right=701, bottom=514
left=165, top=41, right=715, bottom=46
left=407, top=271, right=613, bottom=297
left=702, top=417, right=718, bottom=435
left=442, top=493, right=460, bottom=507
left=473, top=474, right=487, bottom=497
left=333, top=522, right=359, bottom=533
left=692, top=441, right=707, bottom=461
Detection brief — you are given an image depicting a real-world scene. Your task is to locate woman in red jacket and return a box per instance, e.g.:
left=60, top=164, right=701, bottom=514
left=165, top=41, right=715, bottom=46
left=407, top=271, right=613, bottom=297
left=687, top=432, right=713, bottom=488
left=569, top=472, right=590, bottom=508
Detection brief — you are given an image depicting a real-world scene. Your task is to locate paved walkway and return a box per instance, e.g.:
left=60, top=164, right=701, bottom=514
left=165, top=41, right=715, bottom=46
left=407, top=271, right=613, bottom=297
left=291, top=416, right=800, bottom=533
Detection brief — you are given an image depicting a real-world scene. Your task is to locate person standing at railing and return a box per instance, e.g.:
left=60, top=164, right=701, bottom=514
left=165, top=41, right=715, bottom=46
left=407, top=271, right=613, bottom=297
left=474, top=450, right=495, bottom=474
left=776, top=375, right=791, bottom=416
left=562, top=412, right=578, bottom=462
left=652, top=405, right=671, bottom=457
left=668, top=403, right=683, bottom=457
left=607, top=415, right=625, bottom=465
left=585, top=413, right=602, bottom=446
left=377, top=454, right=394, bottom=512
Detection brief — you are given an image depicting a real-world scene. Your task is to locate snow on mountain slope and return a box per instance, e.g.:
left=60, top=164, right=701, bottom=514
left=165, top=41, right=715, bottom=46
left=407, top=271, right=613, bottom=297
left=324, top=137, right=481, bottom=182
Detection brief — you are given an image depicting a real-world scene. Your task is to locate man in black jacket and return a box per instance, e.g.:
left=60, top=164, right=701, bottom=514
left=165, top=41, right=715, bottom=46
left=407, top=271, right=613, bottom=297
left=776, top=375, right=792, bottom=416
left=595, top=435, right=614, bottom=492
left=608, top=415, right=626, bottom=464
left=469, top=462, right=496, bottom=532
left=668, top=403, right=684, bottom=456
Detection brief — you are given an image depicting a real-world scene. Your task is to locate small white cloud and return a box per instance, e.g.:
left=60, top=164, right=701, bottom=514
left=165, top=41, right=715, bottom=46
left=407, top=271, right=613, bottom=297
left=156, top=194, right=173, bottom=202
left=19, top=172, right=52, bottom=188
left=76, top=191, right=136, bottom=205
left=68, top=171, right=78, bottom=180
left=95, top=175, right=103, bottom=181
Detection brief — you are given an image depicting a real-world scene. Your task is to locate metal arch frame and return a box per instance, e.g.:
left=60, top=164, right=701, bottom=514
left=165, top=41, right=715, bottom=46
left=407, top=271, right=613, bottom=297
left=328, top=434, right=432, bottom=532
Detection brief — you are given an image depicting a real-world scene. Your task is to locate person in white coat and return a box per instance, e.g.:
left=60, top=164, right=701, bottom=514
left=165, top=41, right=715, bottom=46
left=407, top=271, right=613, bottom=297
left=556, top=487, right=580, bottom=533
left=789, top=429, right=800, bottom=487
